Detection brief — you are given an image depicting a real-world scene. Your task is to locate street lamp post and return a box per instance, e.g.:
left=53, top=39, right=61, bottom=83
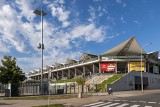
left=48, top=70, right=51, bottom=105
left=33, top=7, right=46, bottom=95
left=141, top=43, right=152, bottom=93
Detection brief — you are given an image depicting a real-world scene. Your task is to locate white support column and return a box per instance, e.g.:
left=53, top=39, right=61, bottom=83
left=147, top=63, right=150, bottom=73
left=48, top=71, right=51, bottom=80
left=38, top=76, right=40, bottom=81
left=115, top=61, right=117, bottom=74
left=75, top=68, right=77, bottom=77
left=144, top=61, right=147, bottom=72
left=68, top=69, right=70, bottom=79
left=62, top=71, right=64, bottom=78
left=57, top=72, right=58, bottom=79
left=51, top=72, right=53, bottom=79
left=93, top=64, right=95, bottom=74
left=99, top=62, right=101, bottom=73
left=83, top=66, right=85, bottom=77
left=98, top=55, right=101, bottom=73
left=51, top=72, right=54, bottom=79
left=128, top=61, right=130, bottom=73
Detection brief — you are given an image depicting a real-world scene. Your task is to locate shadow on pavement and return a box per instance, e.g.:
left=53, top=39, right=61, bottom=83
left=0, top=103, right=13, bottom=105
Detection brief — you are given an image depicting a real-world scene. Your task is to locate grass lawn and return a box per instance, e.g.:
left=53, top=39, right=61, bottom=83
left=56, top=79, right=77, bottom=83
left=1, top=94, right=90, bottom=100
left=103, top=74, right=125, bottom=84
left=98, top=74, right=125, bottom=92
left=1, top=94, right=77, bottom=100
left=32, top=104, right=64, bottom=107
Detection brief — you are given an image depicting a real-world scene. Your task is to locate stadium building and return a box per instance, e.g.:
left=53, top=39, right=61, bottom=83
left=28, top=36, right=160, bottom=91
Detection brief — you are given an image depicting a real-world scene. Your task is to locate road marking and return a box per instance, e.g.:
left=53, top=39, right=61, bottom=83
left=115, top=103, right=129, bottom=107
left=121, top=100, right=127, bottom=102
left=114, top=100, right=121, bottom=101
left=145, top=106, right=152, bottom=107
left=108, top=100, right=114, bottom=101
left=139, top=101, right=146, bottom=103
left=91, top=102, right=112, bottom=107
left=130, top=101, right=138, bottom=103
left=130, top=105, right=140, bottom=107
left=102, top=103, right=119, bottom=107
left=148, top=102, right=157, bottom=104
left=83, top=102, right=104, bottom=106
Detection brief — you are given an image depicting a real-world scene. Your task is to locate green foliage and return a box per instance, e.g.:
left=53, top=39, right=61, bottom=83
left=0, top=56, right=26, bottom=84
left=76, top=77, right=85, bottom=85
left=103, top=74, right=124, bottom=84
left=97, top=74, right=124, bottom=92
left=56, top=79, right=77, bottom=83
left=2, top=94, right=78, bottom=100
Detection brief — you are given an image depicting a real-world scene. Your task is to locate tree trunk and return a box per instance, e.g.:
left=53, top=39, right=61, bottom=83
left=78, top=85, right=82, bottom=98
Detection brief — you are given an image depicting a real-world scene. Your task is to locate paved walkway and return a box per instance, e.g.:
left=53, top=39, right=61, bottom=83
left=0, top=90, right=160, bottom=107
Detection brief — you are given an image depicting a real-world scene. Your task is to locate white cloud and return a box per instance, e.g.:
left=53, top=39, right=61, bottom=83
left=88, top=6, right=96, bottom=22
left=0, top=5, right=27, bottom=52
left=62, top=21, right=70, bottom=28
left=15, top=0, right=37, bottom=21
left=0, top=0, right=6, bottom=7
left=133, top=20, right=142, bottom=27
left=116, top=0, right=127, bottom=7
left=88, top=5, right=108, bottom=23
left=0, top=1, right=109, bottom=73
left=0, top=41, right=10, bottom=53
left=17, top=49, right=82, bottom=72
left=116, top=0, right=122, bottom=3
left=123, top=3, right=127, bottom=7
left=49, top=2, right=70, bottom=27
left=59, top=0, right=64, bottom=4
left=120, top=16, right=127, bottom=24
left=70, top=23, right=106, bottom=42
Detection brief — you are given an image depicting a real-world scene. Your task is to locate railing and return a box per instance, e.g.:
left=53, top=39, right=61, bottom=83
left=28, top=57, right=99, bottom=76
left=53, top=57, right=98, bottom=70
left=101, top=56, right=143, bottom=60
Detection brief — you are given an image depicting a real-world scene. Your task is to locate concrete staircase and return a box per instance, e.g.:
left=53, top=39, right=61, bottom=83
left=85, top=74, right=113, bottom=84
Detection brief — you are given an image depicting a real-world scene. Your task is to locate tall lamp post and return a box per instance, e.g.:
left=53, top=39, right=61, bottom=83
left=33, top=7, right=46, bottom=95
left=141, top=43, right=152, bottom=93
left=48, top=69, right=51, bottom=105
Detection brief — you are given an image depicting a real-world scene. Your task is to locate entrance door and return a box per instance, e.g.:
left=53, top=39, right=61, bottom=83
left=117, top=62, right=128, bottom=73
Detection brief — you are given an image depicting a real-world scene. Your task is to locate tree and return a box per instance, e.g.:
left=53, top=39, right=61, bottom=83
left=76, top=77, right=86, bottom=98
left=0, top=56, right=26, bottom=96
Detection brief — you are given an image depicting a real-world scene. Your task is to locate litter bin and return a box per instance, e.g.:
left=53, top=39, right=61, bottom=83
left=57, top=89, right=64, bottom=94
left=5, top=89, right=10, bottom=97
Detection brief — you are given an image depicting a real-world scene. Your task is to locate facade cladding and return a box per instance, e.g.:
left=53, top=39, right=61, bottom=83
left=28, top=37, right=160, bottom=81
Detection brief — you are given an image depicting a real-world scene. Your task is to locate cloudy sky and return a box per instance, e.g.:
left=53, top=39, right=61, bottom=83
left=0, top=0, right=160, bottom=73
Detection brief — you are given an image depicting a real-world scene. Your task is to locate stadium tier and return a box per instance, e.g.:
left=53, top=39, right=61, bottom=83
left=28, top=36, right=160, bottom=81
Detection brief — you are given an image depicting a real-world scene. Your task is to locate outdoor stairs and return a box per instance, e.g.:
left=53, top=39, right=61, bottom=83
left=85, top=74, right=113, bottom=84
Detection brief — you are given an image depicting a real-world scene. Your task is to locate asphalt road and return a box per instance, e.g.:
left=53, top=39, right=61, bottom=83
left=83, top=91, right=160, bottom=107
left=1, top=90, right=160, bottom=107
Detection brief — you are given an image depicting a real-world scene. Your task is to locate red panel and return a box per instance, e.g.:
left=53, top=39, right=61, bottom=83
left=100, top=63, right=116, bottom=72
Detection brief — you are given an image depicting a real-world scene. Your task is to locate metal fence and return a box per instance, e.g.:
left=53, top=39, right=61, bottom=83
left=0, top=82, right=98, bottom=97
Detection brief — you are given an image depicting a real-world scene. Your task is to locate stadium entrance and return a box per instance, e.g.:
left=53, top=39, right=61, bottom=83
left=117, top=62, right=128, bottom=73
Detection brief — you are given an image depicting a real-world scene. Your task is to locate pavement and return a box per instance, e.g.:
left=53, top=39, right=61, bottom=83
left=0, top=89, right=160, bottom=107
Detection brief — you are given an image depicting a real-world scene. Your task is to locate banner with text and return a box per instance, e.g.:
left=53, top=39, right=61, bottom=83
left=100, top=63, right=116, bottom=72
left=130, top=62, right=144, bottom=71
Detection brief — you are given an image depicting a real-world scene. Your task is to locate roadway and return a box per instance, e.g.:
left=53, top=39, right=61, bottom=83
left=0, top=90, right=160, bottom=107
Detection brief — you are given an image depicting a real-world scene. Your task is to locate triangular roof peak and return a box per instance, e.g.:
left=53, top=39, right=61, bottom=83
left=55, top=62, right=63, bottom=67
left=101, top=36, right=146, bottom=56
left=79, top=53, right=97, bottom=61
left=65, top=58, right=77, bottom=64
left=147, top=51, right=159, bottom=60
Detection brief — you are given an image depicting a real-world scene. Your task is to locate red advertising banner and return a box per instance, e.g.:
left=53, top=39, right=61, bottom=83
left=100, top=63, right=116, bottom=72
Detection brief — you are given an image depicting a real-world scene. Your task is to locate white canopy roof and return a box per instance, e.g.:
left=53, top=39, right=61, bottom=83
left=101, top=36, right=146, bottom=56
